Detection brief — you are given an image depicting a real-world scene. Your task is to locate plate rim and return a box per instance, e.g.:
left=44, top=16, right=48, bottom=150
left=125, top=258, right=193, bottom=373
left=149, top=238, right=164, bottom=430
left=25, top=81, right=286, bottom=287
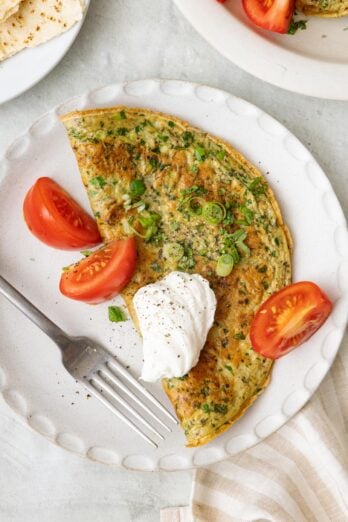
left=0, top=79, right=347, bottom=470
left=172, top=0, right=348, bottom=100
left=0, top=0, right=90, bottom=105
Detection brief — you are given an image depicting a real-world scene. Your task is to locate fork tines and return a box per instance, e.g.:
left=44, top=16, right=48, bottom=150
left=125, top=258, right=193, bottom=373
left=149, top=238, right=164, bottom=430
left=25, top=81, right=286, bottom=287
left=83, top=359, right=178, bottom=448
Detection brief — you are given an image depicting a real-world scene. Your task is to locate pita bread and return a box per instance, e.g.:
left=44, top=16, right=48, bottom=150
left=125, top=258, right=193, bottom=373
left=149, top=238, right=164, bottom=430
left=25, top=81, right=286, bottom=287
left=0, top=0, right=84, bottom=61
left=0, top=0, right=22, bottom=24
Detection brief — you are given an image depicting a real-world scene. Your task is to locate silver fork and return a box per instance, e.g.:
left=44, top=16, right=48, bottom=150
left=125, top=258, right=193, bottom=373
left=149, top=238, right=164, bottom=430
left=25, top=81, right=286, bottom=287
left=0, top=276, right=178, bottom=448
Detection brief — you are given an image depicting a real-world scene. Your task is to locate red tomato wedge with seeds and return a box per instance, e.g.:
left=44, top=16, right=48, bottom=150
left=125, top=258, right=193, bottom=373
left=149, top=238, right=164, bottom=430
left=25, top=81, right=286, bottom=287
left=23, top=177, right=101, bottom=249
left=250, top=282, right=333, bottom=359
left=60, top=238, right=137, bottom=304
left=242, top=0, right=295, bottom=34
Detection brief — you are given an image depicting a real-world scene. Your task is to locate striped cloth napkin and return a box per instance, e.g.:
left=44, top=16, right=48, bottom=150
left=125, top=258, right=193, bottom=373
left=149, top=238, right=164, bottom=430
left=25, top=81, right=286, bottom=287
left=161, top=334, right=348, bottom=522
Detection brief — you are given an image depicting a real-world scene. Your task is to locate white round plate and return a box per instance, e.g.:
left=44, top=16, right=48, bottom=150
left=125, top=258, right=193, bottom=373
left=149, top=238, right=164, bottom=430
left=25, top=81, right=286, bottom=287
left=0, top=80, right=347, bottom=471
left=0, top=1, right=90, bottom=105
left=173, top=0, right=348, bottom=100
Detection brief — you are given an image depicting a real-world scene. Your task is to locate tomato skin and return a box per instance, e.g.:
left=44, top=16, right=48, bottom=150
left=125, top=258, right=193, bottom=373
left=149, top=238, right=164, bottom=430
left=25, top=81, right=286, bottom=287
left=250, top=282, right=333, bottom=359
left=242, top=0, right=295, bottom=34
left=60, top=238, right=137, bottom=304
left=23, top=177, right=102, bottom=250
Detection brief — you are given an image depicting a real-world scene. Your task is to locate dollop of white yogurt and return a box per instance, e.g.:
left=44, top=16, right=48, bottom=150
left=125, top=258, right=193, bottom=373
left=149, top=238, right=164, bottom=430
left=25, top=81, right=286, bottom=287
left=133, top=271, right=217, bottom=382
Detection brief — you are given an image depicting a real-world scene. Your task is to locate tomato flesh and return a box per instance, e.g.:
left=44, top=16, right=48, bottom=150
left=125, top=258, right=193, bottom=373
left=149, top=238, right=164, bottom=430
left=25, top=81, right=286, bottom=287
left=250, top=282, right=333, bottom=359
left=242, top=0, right=294, bottom=33
left=23, top=177, right=102, bottom=249
left=60, top=238, right=137, bottom=304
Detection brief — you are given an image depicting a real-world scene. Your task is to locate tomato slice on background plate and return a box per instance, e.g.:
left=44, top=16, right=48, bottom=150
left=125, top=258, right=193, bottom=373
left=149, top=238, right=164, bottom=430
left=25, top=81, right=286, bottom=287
left=60, top=238, right=137, bottom=304
left=250, top=282, right=333, bottom=359
left=23, top=177, right=102, bottom=249
left=242, top=0, right=295, bottom=34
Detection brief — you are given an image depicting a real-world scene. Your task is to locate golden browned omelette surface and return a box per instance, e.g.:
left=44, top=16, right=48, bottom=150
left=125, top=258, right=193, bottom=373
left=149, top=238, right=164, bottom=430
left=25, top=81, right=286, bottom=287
left=61, top=107, right=292, bottom=447
left=296, top=0, right=348, bottom=16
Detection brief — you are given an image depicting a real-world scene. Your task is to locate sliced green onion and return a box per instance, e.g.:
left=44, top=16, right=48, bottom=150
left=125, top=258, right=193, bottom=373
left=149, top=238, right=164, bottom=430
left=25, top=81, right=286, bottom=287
left=178, top=255, right=195, bottom=270
left=121, top=218, right=147, bottom=238
left=120, top=211, right=161, bottom=241
left=108, top=306, right=127, bottom=322
left=216, top=254, right=234, bottom=277
left=132, top=200, right=144, bottom=208
left=138, top=210, right=160, bottom=228
left=229, top=229, right=247, bottom=242
left=222, top=210, right=234, bottom=225
left=229, top=244, right=240, bottom=264
left=163, top=242, right=184, bottom=261
left=80, top=250, right=92, bottom=257
left=195, top=146, right=206, bottom=162
left=129, top=179, right=146, bottom=197
left=186, top=196, right=205, bottom=215
left=122, top=194, right=132, bottom=209
left=180, top=185, right=207, bottom=196
left=202, top=202, right=226, bottom=224
left=131, top=201, right=147, bottom=213
left=90, top=176, right=106, bottom=189
left=236, top=240, right=250, bottom=256
left=145, top=225, right=158, bottom=241
left=248, top=177, right=266, bottom=197
left=240, top=205, right=254, bottom=225
left=121, top=218, right=132, bottom=235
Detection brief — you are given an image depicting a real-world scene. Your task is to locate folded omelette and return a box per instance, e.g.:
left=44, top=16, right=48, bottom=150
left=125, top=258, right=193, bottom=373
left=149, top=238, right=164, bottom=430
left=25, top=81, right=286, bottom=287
left=61, top=107, right=292, bottom=447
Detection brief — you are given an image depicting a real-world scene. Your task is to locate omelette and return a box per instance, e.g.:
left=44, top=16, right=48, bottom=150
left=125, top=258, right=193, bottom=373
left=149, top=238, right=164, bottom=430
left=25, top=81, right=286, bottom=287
left=61, top=107, right=292, bottom=447
left=296, top=0, right=348, bottom=16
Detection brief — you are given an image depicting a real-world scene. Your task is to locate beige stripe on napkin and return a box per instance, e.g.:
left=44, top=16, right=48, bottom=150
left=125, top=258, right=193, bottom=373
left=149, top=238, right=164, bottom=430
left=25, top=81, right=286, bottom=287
left=161, top=334, right=348, bottom=522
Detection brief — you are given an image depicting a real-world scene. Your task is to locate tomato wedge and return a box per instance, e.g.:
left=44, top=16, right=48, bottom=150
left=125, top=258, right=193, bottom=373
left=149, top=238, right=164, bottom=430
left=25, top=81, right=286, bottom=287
left=250, top=282, right=333, bottom=359
left=23, top=177, right=102, bottom=249
left=60, top=238, right=137, bottom=304
left=242, top=0, right=294, bottom=34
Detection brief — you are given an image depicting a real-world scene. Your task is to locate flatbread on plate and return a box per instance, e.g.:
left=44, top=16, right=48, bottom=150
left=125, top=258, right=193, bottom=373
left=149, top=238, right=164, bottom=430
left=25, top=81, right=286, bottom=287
left=0, top=0, right=22, bottom=24
left=0, top=0, right=84, bottom=61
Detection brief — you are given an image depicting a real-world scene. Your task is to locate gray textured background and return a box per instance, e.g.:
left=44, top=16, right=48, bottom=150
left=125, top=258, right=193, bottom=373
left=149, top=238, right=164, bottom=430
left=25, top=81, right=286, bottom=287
left=0, top=0, right=347, bottom=520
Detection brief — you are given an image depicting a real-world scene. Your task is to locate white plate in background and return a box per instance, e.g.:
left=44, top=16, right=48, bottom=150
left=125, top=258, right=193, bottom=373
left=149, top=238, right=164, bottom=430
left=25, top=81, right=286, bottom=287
left=0, top=79, right=347, bottom=470
left=173, top=0, right=348, bottom=100
left=0, top=0, right=90, bottom=105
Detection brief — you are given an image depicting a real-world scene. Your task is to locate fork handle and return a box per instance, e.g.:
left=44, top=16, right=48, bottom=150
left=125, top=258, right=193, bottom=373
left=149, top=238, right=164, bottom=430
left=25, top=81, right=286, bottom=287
left=0, top=276, right=70, bottom=349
